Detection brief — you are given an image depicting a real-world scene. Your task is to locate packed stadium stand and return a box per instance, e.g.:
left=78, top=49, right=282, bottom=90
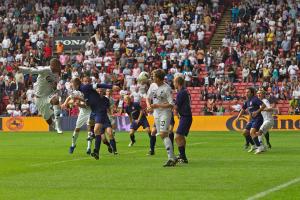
left=0, top=0, right=299, bottom=117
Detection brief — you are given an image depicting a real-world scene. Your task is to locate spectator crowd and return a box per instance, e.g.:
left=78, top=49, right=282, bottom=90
left=0, top=0, right=300, bottom=117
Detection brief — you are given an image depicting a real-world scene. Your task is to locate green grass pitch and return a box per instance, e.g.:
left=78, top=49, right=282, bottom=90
left=0, top=131, right=300, bottom=200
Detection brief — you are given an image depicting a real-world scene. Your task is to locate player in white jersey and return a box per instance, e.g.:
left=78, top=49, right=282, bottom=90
left=61, top=87, right=92, bottom=154
left=256, top=89, right=273, bottom=149
left=18, top=58, right=63, bottom=134
left=146, top=69, right=176, bottom=167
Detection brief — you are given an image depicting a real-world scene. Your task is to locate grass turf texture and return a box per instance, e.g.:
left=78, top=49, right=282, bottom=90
left=0, top=131, right=300, bottom=200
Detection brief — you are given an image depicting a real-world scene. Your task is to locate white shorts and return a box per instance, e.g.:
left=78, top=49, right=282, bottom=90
left=259, top=120, right=274, bottom=134
left=154, top=110, right=172, bottom=133
left=75, top=107, right=92, bottom=129
left=34, top=94, right=55, bottom=120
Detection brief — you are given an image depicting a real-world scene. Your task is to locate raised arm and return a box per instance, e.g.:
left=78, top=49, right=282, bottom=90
left=18, top=66, right=50, bottom=74
left=93, top=83, right=120, bottom=91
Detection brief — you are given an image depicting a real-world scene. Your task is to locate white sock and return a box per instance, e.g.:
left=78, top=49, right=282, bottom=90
left=72, top=131, right=79, bottom=147
left=53, top=105, right=62, bottom=131
left=258, top=135, right=263, bottom=144
left=87, top=140, right=92, bottom=150
left=163, top=137, right=174, bottom=160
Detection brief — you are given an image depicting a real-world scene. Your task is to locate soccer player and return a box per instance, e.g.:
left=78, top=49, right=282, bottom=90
left=61, top=88, right=92, bottom=154
left=146, top=69, right=176, bottom=167
left=173, top=76, right=193, bottom=163
left=18, top=58, right=63, bottom=134
left=237, top=87, right=266, bottom=154
left=99, top=90, right=118, bottom=154
left=71, top=77, right=119, bottom=160
left=124, top=95, right=155, bottom=154
left=256, top=89, right=273, bottom=149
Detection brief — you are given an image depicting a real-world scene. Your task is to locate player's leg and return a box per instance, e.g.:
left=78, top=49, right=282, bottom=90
left=265, top=131, right=271, bottom=148
left=100, top=127, right=113, bottom=153
left=111, top=116, right=117, bottom=138
left=69, top=109, right=89, bottom=154
left=258, top=120, right=273, bottom=149
left=128, top=121, right=139, bottom=147
left=244, top=121, right=255, bottom=151
left=169, top=117, right=175, bottom=146
left=50, top=95, right=63, bottom=134
left=175, top=116, right=192, bottom=164
left=91, top=113, right=104, bottom=160
left=147, top=125, right=157, bottom=155
left=250, top=120, right=265, bottom=154
left=86, top=118, right=95, bottom=155
left=157, top=113, right=176, bottom=167
left=69, top=128, right=80, bottom=154
left=106, top=127, right=118, bottom=154
left=141, top=119, right=155, bottom=155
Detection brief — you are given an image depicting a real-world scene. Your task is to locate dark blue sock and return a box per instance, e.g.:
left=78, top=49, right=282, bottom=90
left=178, top=146, right=186, bottom=159
left=253, top=137, right=260, bottom=146
left=169, top=132, right=174, bottom=145
left=103, top=139, right=110, bottom=147
left=110, top=139, right=117, bottom=152
left=150, top=135, right=156, bottom=152
left=130, top=134, right=135, bottom=142
left=246, top=135, right=255, bottom=145
left=94, top=135, right=101, bottom=153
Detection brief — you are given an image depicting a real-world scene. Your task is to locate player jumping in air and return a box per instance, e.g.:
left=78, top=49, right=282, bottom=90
left=18, top=58, right=63, bottom=134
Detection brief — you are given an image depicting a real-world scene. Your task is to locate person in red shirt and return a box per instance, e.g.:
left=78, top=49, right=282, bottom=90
left=43, top=43, right=52, bottom=62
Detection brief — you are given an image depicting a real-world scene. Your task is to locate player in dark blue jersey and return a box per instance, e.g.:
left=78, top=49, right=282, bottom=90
left=237, top=87, right=266, bottom=154
left=71, top=77, right=119, bottom=160
left=124, top=95, right=154, bottom=152
left=173, top=76, right=193, bottom=163
left=98, top=90, right=118, bottom=155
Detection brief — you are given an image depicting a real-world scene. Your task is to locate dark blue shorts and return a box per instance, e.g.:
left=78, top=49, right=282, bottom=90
left=130, top=118, right=150, bottom=131
left=93, top=112, right=111, bottom=125
left=176, top=116, right=192, bottom=137
left=245, top=118, right=263, bottom=131
left=100, top=121, right=112, bottom=134
left=90, top=112, right=96, bottom=121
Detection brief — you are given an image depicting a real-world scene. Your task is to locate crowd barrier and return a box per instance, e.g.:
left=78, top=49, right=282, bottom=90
left=1, top=115, right=300, bottom=132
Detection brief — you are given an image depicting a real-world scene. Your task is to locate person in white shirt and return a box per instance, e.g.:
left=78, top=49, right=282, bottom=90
left=18, top=58, right=63, bottom=134
left=61, top=78, right=93, bottom=154
left=146, top=69, right=176, bottom=167
left=256, top=89, right=273, bottom=149
left=29, top=101, right=38, bottom=115
left=131, top=87, right=142, bottom=103
left=21, top=100, right=30, bottom=116
left=288, top=60, right=299, bottom=81
left=6, top=100, right=16, bottom=116
left=12, top=106, right=22, bottom=117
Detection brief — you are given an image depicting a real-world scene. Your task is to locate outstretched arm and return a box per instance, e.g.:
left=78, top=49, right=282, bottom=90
left=93, top=83, right=120, bottom=91
left=18, top=66, right=50, bottom=74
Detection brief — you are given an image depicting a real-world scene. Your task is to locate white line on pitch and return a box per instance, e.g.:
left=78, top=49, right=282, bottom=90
left=30, top=142, right=207, bottom=167
left=246, top=177, right=300, bottom=200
